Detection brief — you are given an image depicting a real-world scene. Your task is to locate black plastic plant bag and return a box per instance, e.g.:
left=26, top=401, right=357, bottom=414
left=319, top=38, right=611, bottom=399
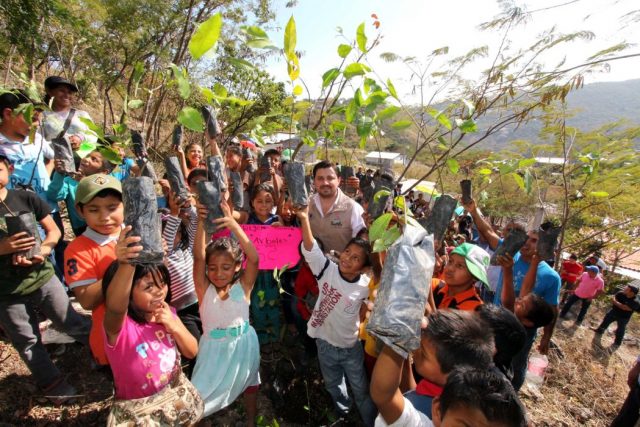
left=171, top=125, right=182, bottom=150
left=52, top=137, right=76, bottom=175
left=367, top=183, right=391, bottom=220
left=243, top=148, right=256, bottom=173
left=122, top=177, right=164, bottom=265
left=360, top=175, right=375, bottom=203
left=131, top=130, right=148, bottom=159
left=460, top=179, right=472, bottom=204
left=164, top=156, right=190, bottom=202
left=419, top=194, right=457, bottom=244
left=284, top=161, right=308, bottom=208
left=366, top=223, right=435, bottom=358
left=196, top=180, right=223, bottom=234
left=5, top=212, right=42, bottom=260
left=536, top=226, right=561, bottom=261
left=206, top=155, right=227, bottom=192
left=490, top=228, right=528, bottom=266
left=201, top=106, right=220, bottom=139
left=136, top=158, right=158, bottom=183
left=259, top=154, right=272, bottom=183
left=229, top=171, right=244, bottom=210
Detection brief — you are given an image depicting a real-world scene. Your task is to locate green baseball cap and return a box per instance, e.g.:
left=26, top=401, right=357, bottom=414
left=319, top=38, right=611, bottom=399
left=451, top=243, right=490, bottom=286
left=75, top=174, right=122, bottom=204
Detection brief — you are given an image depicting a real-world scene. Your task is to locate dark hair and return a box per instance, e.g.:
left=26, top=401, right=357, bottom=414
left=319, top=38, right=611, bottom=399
left=187, top=168, right=207, bottom=188
left=77, top=188, right=122, bottom=210
left=101, top=260, right=172, bottom=324
left=524, top=295, right=555, bottom=328
left=0, top=90, right=33, bottom=115
left=264, top=148, right=280, bottom=158
left=90, top=150, right=115, bottom=173
left=439, top=368, right=527, bottom=426
left=0, top=155, right=12, bottom=168
left=226, top=145, right=242, bottom=157
left=184, top=143, right=203, bottom=168
left=312, top=160, right=338, bottom=178
left=423, top=310, right=495, bottom=374
left=628, top=285, right=639, bottom=295
left=475, top=304, right=526, bottom=378
left=569, top=253, right=578, bottom=260
left=343, top=237, right=372, bottom=268
left=251, top=182, right=275, bottom=202
left=204, top=237, right=244, bottom=284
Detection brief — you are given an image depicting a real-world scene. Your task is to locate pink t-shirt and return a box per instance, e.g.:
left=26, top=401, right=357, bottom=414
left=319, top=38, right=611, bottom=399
left=104, top=311, right=180, bottom=399
left=574, top=272, right=605, bottom=299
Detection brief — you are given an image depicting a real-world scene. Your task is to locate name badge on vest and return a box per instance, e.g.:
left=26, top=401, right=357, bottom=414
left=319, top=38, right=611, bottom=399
left=331, top=218, right=342, bottom=226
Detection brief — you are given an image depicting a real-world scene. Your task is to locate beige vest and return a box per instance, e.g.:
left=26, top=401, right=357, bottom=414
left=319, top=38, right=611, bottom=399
left=309, top=189, right=355, bottom=254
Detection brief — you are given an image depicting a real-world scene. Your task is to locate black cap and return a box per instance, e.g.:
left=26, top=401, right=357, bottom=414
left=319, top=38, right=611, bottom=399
left=44, top=76, right=78, bottom=92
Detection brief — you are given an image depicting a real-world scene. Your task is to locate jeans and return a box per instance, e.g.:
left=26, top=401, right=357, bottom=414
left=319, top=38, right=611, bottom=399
left=511, top=326, right=538, bottom=391
left=316, top=338, right=377, bottom=426
left=0, top=275, right=90, bottom=388
left=596, top=310, right=631, bottom=345
left=559, top=294, right=592, bottom=322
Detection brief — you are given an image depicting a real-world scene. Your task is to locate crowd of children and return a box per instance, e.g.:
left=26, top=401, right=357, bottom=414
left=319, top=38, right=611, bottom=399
left=0, top=82, right=635, bottom=426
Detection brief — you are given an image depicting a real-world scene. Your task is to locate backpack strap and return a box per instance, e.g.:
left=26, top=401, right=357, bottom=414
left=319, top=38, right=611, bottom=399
left=56, top=108, right=76, bottom=140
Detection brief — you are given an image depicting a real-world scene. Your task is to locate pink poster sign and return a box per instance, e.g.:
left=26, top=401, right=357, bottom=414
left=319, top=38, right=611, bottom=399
left=211, top=225, right=301, bottom=270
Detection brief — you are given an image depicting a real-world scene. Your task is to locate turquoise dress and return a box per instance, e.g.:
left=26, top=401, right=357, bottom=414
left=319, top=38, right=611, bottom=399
left=192, top=283, right=260, bottom=416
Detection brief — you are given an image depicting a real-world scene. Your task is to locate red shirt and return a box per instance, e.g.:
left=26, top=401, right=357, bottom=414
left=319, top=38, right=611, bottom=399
left=294, top=264, right=319, bottom=321
left=560, top=260, right=583, bottom=283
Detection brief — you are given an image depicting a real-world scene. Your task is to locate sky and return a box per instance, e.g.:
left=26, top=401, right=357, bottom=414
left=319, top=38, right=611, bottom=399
left=259, top=0, right=640, bottom=103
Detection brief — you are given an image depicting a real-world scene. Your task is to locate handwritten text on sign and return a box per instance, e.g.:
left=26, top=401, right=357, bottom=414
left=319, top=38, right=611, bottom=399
left=211, top=225, right=302, bottom=270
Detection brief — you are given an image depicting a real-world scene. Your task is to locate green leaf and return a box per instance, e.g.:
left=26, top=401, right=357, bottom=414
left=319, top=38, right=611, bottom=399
left=394, top=196, right=405, bottom=211
left=391, top=120, right=412, bottom=130
left=127, top=99, right=144, bottom=110
left=359, top=135, right=368, bottom=150
left=374, top=189, right=391, bottom=202
left=354, top=88, right=365, bottom=107
left=376, top=105, right=400, bottom=121
left=446, top=158, right=460, bottom=174
left=427, top=108, right=452, bottom=130
left=112, top=123, right=128, bottom=135
left=338, top=44, right=352, bottom=58
left=370, top=213, right=393, bottom=241
left=97, top=146, right=123, bottom=165
left=78, top=117, right=104, bottom=140
left=287, top=54, right=300, bottom=81
left=170, top=64, right=191, bottom=99
left=462, top=99, right=475, bottom=117
left=241, top=25, right=268, bottom=39
left=284, top=16, right=297, bottom=59
left=132, top=62, right=145, bottom=84
left=201, top=87, right=215, bottom=104
left=293, top=84, right=303, bottom=96
left=518, top=158, right=536, bottom=169
left=387, top=79, right=398, bottom=99
left=330, top=121, right=346, bottom=133
left=227, top=57, right=256, bottom=71
left=455, top=118, right=477, bottom=133
left=478, top=168, right=492, bottom=175
left=343, top=63, right=370, bottom=79
left=524, top=169, right=533, bottom=194
left=356, top=22, right=367, bottom=52
left=382, top=225, right=402, bottom=246
left=177, top=107, right=204, bottom=131
left=188, top=13, right=222, bottom=60
left=345, top=99, right=358, bottom=123
left=356, top=115, right=374, bottom=138
left=511, top=172, right=525, bottom=190
left=322, top=68, right=340, bottom=88
left=372, top=238, right=387, bottom=253
left=246, top=38, right=277, bottom=49
left=589, top=191, right=609, bottom=198
left=213, top=82, right=228, bottom=98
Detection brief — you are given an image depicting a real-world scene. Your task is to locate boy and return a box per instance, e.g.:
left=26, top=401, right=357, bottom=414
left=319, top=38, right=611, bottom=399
left=559, top=265, right=604, bottom=323
left=64, top=173, right=123, bottom=367
left=0, top=155, right=89, bottom=402
left=295, top=204, right=376, bottom=426
left=47, top=149, right=115, bottom=236
left=592, top=285, right=640, bottom=347
left=560, top=254, right=583, bottom=304
left=432, top=242, right=490, bottom=311
left=371, top=310, right=495, bottom=426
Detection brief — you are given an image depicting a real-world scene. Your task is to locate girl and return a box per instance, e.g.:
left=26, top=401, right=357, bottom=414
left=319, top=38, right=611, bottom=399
left=191, top=199, right=260, bottom=423
left=162, top=191, right=201, bottom=377
left=177, top=142, right=205, bottom=179
left=235, top=183, right=283, bottom=345
left=102, top=226, right=203, bottom=426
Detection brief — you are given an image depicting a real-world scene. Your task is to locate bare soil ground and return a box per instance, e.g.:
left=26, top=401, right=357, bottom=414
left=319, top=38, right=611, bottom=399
left=1, top=301, right=637, bottom=426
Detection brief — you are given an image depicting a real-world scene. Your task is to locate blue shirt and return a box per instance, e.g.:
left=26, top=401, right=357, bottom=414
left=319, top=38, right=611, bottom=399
left=111, top=157, right=135, bottom=182
left=493, top=252, right=561, bottom=306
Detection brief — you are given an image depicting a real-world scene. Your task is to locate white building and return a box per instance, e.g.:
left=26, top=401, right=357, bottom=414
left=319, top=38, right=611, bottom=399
left=365, top=151, right=406, bottom=169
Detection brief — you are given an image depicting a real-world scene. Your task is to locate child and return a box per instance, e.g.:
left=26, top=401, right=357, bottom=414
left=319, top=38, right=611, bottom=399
left=592, top=285, right=640, bottom=347
left=177, top=142, right=205, bottom=178
left=0, top=154, right=90, bottom=403
left=559, top=265, right=604, bottom=323
left=102, top=232, right=202, bottom=425
left=432, top=242, right=490, bottom=311
left=295, top=204, right=377, bottom=426
left=371, top=310, right=496, bottom=426
left=191, top=199, right=261, bottom=422
left=560, top=253, right=583, bottom=304
left=162, top=190, right=201, bottom=377
left=64, top=173, right=124, bottom=367
left=47, top=149, right=115, bottom=236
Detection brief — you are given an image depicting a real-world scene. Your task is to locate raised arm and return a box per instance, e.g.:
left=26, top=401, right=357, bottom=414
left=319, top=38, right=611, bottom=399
left=498, top=254, right=516, bottom=312
left=193, top=203, right=209, bottom=303
left=519, top=255, right=541, bottom=298
left=461, top=197, right=500, bottom=251
left=294, top=205, right=314, bottom=251
left=371, top=345, right=408, bottom=424
left=103, top=226, right=143, bottom=345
